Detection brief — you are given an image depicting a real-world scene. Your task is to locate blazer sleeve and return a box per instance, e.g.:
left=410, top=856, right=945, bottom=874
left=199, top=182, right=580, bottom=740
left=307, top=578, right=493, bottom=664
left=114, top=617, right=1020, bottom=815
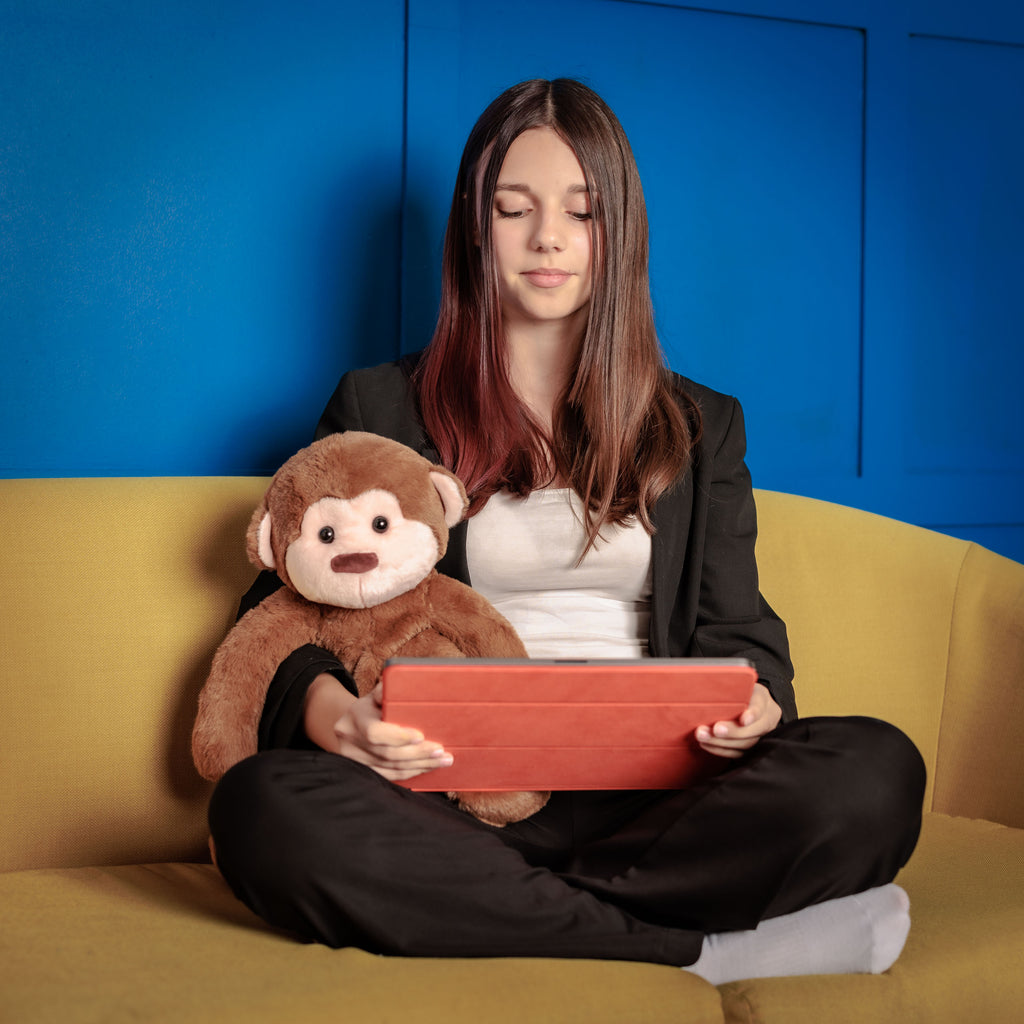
left=315, top=370, right=368, bottom=437
left=314, top=357, right=429, bottom=453
left=688, top=397, right=797, bottom=721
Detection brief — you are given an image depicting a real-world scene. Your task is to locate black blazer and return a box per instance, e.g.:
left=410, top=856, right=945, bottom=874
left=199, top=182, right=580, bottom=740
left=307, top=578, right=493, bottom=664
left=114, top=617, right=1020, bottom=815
left=315, top=355, right=797, bottom=721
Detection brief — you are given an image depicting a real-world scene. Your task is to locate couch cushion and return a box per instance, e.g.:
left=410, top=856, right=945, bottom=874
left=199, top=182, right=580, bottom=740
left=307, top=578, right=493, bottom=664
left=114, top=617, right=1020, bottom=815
left=718, top=812, right=1024, bottom=1023
left=0, top=862, right=723, bottom=1024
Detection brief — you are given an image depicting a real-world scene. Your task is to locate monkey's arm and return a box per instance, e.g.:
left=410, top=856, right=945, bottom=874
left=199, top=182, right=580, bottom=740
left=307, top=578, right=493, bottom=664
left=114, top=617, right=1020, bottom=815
left=191, top=591, right=323, bottom=780
left=424, top=575, right=529, bottom=659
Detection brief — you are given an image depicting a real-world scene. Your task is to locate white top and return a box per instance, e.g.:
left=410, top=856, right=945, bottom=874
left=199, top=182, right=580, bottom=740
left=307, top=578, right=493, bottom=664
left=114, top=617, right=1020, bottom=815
left=465, top=489, right=653, bottom=659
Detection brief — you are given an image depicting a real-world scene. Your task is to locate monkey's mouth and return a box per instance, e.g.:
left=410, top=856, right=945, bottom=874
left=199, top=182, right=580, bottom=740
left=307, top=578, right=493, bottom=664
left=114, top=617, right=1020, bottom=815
left=330, top=552, right=379, bottom=574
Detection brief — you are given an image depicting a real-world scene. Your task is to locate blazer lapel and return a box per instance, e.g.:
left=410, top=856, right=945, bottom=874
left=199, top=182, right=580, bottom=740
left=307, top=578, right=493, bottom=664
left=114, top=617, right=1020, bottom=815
left=649, top=476, right=693, bottom=656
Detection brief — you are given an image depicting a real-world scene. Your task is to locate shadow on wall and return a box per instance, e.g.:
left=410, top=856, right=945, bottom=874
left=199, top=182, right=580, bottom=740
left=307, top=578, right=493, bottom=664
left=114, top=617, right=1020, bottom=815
left=166, top=493, right=264, bottom=811
left=400, top=188, right=446, bottom=357
left=227, top=159, right=413, bottom=475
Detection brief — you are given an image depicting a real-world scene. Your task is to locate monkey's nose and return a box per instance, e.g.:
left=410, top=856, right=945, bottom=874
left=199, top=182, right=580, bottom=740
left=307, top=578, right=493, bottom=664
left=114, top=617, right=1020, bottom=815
left=330, top=552, right=379, bottom=574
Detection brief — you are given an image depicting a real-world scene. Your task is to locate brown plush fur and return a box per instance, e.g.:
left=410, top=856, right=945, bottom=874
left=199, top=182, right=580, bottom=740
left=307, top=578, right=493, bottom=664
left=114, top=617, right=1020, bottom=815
left=191, top=432, right=549, bottom=826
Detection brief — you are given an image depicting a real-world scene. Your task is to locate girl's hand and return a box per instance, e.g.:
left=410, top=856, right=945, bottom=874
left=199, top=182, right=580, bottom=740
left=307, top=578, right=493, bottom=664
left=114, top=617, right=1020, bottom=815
left=305, top=675, right=454, bottom=781
left=695, top=683, right=782, bottom=759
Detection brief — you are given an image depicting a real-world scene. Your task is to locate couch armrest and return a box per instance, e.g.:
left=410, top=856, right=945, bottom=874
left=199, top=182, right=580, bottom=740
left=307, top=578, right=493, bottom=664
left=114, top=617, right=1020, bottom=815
left=932, top=543, right=1024, bottom=828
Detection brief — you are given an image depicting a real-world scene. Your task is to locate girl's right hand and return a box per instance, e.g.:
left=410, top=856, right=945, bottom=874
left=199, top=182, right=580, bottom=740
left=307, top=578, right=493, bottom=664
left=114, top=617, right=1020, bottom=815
left=305, top=674, right=454, bottom=781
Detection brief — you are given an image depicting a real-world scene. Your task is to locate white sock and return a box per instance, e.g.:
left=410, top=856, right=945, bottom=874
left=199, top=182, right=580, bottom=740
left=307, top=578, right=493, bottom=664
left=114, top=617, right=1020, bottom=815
left=686, top=884, right=911, bottom=985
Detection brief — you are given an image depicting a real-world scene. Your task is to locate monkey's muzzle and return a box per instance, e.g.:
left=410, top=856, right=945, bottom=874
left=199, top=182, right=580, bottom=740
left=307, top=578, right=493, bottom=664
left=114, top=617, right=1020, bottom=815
left=330, top=552, right=379, bottom=574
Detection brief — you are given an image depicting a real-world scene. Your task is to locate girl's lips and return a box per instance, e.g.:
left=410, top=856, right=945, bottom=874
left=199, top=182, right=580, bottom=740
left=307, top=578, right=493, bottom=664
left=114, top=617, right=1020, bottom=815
left=522, top=269, right=573, bottom=288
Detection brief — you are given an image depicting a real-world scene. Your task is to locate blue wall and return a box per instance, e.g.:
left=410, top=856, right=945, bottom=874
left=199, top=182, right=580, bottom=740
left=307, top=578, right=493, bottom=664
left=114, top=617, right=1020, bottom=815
left=3, top=0, right=1022, bottom=562
left=3, top=0, right=406, bottom=476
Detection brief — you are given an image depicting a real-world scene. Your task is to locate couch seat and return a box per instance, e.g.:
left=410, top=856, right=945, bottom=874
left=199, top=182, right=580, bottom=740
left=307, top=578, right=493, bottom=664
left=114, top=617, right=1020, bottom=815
left=2, top=812, right=1021, bottom=1024
left=720, top=813, right=1024, bottom=1022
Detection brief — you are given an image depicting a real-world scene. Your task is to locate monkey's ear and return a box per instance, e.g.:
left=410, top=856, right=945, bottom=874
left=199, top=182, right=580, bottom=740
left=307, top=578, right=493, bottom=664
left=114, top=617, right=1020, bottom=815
left=429, top=469, right=468, bottom=528
left=255, top=512, right=276, bottom=569
left=246, top=506, right=277, bottom=571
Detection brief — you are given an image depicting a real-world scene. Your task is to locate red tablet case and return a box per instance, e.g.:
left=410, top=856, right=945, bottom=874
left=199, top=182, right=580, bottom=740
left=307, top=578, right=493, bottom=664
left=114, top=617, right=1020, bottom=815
left=381, top=658, right=756, bottom=792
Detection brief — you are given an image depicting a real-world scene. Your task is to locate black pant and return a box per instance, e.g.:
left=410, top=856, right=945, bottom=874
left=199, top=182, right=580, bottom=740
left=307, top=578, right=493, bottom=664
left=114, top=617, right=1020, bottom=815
left=208, top=716, right=925, bottom=966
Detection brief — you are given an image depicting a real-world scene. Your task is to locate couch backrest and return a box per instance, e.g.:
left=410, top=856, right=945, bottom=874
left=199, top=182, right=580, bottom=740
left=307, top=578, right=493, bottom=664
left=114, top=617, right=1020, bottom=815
left=2, top=478, right=1020, bottom=872
left=1, top=477, right=266, bottom=872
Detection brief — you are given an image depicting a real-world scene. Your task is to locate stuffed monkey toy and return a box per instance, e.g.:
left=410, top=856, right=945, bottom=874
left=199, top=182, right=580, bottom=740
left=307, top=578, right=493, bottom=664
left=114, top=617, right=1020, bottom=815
left=192, top=431, right=549, bottom=826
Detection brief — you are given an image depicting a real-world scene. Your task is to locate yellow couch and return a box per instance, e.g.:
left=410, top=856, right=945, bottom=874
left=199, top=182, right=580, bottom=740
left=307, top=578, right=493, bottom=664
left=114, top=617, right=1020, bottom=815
left=1, top=477, right=1022, bottom=1024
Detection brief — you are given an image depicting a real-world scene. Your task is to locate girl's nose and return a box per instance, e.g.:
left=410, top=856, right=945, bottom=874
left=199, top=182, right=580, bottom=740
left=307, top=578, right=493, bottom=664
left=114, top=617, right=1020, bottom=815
left=531, top=207, right=565, bottom=251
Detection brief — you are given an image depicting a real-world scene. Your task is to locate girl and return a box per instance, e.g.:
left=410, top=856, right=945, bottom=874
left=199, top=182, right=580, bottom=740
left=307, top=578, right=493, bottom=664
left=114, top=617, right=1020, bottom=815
left=209, top=79, right=925, bottom=982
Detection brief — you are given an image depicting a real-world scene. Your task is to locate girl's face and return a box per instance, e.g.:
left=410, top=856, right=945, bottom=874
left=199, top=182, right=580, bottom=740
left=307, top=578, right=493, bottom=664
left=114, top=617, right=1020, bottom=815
left=489, top=126, right=593, bottom=339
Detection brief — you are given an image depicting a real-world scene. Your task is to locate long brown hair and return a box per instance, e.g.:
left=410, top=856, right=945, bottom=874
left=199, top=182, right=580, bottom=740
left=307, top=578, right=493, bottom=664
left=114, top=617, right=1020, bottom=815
left=415, top=78, right=701, bottom=549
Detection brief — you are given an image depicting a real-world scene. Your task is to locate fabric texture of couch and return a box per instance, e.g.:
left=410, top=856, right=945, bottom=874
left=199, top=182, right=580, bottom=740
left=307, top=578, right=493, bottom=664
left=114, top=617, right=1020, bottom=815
left=1, top=476, right=1022, bottom=1023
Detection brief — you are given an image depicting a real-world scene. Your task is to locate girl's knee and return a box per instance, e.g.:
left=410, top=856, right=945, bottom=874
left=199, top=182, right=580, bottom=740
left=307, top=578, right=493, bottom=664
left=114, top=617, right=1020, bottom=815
left=766, top=716, right=925, bottom=858
left=836, top=717, right=927, bottom=820
left=210, top=750, right=306, bottom=841
left=209, top=752, right=306, bottom=887
left=797, top=717, right=926, bottom=871
left=208, top=750, right=375, bottom=890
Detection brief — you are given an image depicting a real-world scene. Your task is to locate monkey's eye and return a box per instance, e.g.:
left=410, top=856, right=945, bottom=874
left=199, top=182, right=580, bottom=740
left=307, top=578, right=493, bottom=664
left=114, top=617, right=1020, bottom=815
left=371, top=516, right=389, bottom=533
left=318, top=526, right=335, bottom=544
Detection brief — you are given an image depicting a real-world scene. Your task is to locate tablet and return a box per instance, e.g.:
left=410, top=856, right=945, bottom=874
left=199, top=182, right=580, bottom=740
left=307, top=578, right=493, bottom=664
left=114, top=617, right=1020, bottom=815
left=380, top=657, right=756, bottom=792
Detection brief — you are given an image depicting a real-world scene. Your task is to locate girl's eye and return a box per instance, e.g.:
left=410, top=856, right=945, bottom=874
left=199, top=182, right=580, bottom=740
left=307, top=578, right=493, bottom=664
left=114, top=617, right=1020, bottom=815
left=318, top=527, right=335, bottom=544
left=570, top=211, right=592, bottom=221
left=372, top=516, right=389, bottom=533
left=495, top=207, right=526, bottom=219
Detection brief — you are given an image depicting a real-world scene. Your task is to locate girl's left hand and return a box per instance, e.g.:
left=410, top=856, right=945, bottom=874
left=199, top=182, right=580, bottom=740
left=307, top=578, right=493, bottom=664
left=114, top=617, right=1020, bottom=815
left=695, top=683, right=782, bottom=759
